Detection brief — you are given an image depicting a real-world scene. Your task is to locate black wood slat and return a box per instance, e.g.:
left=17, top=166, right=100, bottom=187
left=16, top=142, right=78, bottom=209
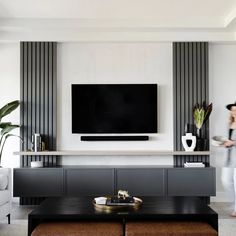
left=20, top=42, right=57, bottom=165
left=52, top=43, right=57, bottom=165
left=23, top=43, right=28, bottom=167
left=176, top=43, right=181, bottom=151
left=173, top=42, right=209, bottom=167
left=20, top=43, right=24, bottom=167
left=20, top=42, right=57, bottom=204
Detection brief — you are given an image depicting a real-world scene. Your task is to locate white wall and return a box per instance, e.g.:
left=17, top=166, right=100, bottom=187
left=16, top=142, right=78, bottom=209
left=209, top=43, right=236, bottom=201
left=2, top=41, right=234, bottom=199
left=58, top=43, right=173, bottom=165
left=0, top=43, right=20, bottom=168
left=1, top=41, right=235, bottom=201
left=1, top=41, right=235, bottom=199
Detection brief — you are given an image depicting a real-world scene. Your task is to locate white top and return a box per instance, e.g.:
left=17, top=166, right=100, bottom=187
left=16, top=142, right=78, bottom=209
left=225, top=129, right=236, bottom=167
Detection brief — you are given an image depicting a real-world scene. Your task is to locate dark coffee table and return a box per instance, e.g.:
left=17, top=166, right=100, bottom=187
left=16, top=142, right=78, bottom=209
left=28, top=196, right=218, bottom=236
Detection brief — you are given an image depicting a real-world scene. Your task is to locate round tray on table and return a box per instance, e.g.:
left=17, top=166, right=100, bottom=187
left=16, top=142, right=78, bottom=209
left=93, top=197, right=143, bottom=213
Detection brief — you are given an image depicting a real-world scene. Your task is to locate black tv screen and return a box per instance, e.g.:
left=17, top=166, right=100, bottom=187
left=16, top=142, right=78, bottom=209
left=72, top=84, right=157, bottom=133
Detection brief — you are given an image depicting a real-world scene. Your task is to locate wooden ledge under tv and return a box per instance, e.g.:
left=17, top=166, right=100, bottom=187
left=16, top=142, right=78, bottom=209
left=13, top=150, right=211, bottom=156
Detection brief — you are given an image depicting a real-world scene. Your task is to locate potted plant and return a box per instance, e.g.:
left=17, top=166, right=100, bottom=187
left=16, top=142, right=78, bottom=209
left=0, top=100, right=20, bottom=167
left=193, top=102, right=212, bottom=150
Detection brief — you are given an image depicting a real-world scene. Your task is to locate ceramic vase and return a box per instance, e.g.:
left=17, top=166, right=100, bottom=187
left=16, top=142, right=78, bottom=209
left=181, top=133, right=196, bottom=151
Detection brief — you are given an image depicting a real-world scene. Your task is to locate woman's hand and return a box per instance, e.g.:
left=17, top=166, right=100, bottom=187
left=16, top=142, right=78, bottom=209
left=224, top=140, right=235, bottom=147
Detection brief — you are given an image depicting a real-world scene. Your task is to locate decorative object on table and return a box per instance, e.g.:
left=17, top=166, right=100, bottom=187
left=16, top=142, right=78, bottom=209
left=110, top=190, right=134, bottom=205
left=93, top=190, right=142, bottom=212
left=118, top=190, right=130, bottom=199
left=93, top=196, right=142, bottom=212
left=107, top=196, right=135, bottom=206
left=181, top=133, right=196, bottom=151
left=193, top=102, right=213, bottom=150
left=211, top=135, right=228, bottom=147
left=94, top=197, right=107, bottom=205
left=0, top=100, right=21, bottom=166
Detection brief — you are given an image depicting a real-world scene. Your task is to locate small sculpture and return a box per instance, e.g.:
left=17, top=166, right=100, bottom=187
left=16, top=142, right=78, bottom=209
left=118, top=190, right=129, bottom=199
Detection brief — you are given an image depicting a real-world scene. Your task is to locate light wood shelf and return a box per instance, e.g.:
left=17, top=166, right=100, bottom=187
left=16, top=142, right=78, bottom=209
left=13, top=150, right=211, bottom=156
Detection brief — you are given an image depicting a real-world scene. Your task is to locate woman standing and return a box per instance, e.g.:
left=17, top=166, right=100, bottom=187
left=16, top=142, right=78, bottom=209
left=221, top=102, right=236, bottom=216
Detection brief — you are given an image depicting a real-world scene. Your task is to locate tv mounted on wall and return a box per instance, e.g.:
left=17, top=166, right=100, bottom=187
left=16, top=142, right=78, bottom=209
left=72, top=84, right=158, bottom=134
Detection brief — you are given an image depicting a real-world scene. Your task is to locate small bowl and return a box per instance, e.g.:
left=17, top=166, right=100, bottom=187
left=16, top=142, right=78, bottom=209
left=31, top=161, right=44, bottom=168
left=211, top=136, right=227, bottom=147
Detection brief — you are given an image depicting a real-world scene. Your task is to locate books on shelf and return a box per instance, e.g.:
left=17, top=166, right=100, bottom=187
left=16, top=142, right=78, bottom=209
left=106, top=196, right=135, bottom=206
left=94, top=196, right=136, bottom=206
left=184, top=162, right=205, bottom=168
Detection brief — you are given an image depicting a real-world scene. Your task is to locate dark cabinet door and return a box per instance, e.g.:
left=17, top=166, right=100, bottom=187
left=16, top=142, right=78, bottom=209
left=65, top=168, right=115, bottom=196
left=116, top=168, right=165, bottom=196
left=167, top=168, right=216, bottom=196
left=13, top=168, right=64, bottom=197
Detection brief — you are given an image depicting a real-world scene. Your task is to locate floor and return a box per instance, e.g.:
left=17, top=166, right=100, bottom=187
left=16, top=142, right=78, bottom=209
left=0, top=202, right=236, bottom=235
left=210, top=202, right=236, bottom=236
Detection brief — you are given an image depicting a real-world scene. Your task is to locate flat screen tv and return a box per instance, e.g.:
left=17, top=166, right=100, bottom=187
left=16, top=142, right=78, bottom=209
left=72, top=84, right=157, bottom=133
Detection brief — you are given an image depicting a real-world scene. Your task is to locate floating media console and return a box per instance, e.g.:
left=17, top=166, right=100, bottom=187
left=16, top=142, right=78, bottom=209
left=80, top=136, right=149, bottom=141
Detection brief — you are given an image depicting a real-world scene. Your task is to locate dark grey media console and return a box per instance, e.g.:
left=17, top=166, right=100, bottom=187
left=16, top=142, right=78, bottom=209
left=13, top=166, right=216, bottom=199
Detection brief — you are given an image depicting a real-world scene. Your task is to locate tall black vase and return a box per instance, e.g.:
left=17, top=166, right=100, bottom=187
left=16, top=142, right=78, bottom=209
left=195, top=129, right=209, bottom=151
left=195, top=138, right=208, bottom=151
left=195, top=128, right=208, bottom=151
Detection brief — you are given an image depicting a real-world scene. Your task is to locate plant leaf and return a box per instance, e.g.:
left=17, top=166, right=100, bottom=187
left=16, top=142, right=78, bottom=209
left=193, top=102, right=213, bottom=130
left=203, top=103, right=213, bottom=125
left=0, top=122, right=12, bottom=129
left=1, top=124, right=19, bottom=136
left=4, top=134, right=23, bottom=142
left=193, top=108, right=205, bottom=129
left=0, top=100, right=20, bottom=121
left=0, top=134, right=23, bottom=165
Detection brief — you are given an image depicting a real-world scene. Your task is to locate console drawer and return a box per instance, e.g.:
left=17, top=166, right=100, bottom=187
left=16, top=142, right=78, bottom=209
left=167, top=168, right=216, bottom=196
left=116, top=168, right=165, bottom=196
left=65, top=168, right=114, bottom=196
left=14, top=168, right=64, bottom=197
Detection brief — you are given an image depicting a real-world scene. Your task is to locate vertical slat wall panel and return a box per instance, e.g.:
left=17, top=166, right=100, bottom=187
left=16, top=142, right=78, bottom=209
left=173, top=42, right=209, bottom=167
left=20, top=42, right=57, bottom=205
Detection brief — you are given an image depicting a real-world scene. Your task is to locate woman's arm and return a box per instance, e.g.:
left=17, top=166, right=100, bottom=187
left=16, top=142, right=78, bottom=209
left=224, top=140, right=236, bottom=147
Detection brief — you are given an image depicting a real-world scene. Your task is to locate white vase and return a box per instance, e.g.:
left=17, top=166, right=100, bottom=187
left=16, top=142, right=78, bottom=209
left=181, top=133, right=196, bottom=151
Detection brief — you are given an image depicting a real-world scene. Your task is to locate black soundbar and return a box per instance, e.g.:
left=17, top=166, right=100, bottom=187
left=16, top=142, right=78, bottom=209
left=81, top=136, right=149, bottom=141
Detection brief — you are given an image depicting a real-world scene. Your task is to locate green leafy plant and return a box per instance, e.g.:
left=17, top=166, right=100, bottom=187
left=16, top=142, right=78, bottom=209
left=193, top=102, right=213, bottom=137
left=0, top=100, right=20, bottom=166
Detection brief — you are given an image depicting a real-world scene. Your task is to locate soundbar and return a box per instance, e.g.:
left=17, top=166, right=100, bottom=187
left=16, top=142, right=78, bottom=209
left=81, top=136, right=149, bottom=141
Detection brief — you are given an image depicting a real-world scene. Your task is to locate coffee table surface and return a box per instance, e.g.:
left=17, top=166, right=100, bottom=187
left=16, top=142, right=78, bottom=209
left=29, top=196, right=217, bottom=216
left=28, top=196, right=218, bottom=235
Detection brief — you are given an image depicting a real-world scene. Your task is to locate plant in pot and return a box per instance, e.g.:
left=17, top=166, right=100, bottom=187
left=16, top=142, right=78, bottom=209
left=0, top=100, right=20, bottom=167
left=193, top=102, right=212, bottom=150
